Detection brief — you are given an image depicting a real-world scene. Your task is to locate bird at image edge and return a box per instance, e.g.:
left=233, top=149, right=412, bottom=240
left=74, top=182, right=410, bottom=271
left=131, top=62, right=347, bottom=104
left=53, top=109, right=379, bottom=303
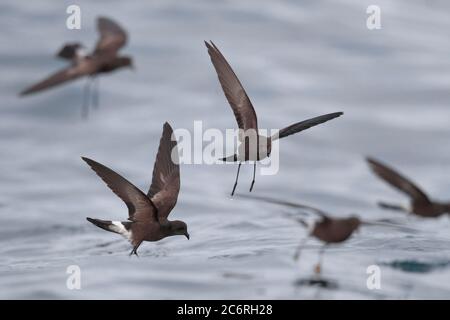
left=367, top=157, right=450, bottom=218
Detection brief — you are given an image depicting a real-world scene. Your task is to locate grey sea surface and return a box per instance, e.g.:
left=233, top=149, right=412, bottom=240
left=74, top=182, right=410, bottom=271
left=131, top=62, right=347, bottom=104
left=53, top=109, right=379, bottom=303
left=1, top=0, right=450, bottom=299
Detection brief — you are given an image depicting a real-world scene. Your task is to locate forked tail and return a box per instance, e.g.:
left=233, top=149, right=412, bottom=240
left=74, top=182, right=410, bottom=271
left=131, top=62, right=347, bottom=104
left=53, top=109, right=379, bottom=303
left=86, top=217, right=132, bottom=238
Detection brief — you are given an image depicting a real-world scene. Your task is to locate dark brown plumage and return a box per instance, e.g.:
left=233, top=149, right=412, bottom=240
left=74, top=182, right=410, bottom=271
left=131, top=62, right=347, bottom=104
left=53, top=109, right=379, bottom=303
left=205, top=41, right=343, bottom=196
left=20, top=17, right=133, bottom=117
left=83, top=122, right=188, bottom=256
left=367, top=157, right=450, bottom=218
left=237, top=194, right=361, bottom=244
left=237, top=194, right=413, bottom=274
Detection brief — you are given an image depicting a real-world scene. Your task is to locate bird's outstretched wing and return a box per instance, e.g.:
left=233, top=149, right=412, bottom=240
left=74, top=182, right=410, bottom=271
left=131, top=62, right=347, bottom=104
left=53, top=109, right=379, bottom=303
left=82, top=157, right=158, bottom=223
left=236, top=194, right=329, bottom=218
left=94, top=16, right=127, bottom=55
left=272, top=112, right=343, bottom=140
left=205, top=41, right=258, bottom=134
left=20, top=64, right=92, bottom=96
left=147, top=122, right=180, bottom=220
left=366, top=157, right=431, bottom=205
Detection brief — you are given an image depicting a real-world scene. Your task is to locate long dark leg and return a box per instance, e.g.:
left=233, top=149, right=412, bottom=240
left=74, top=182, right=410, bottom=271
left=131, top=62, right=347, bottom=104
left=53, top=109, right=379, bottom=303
left=314, top=244, right=327, bottom=274
left=82, top=78, right=92, bottom=119
left=231, top=162, right=242, bottom=197
left=249, top=162, right=256, bottom=192
left=129, top=240, right=143, bottom=257
left=92, top=76, right=99, bottom=109
left=293, top=236, right=309, bottom=261
left=129, top=246, right=139, bottom=257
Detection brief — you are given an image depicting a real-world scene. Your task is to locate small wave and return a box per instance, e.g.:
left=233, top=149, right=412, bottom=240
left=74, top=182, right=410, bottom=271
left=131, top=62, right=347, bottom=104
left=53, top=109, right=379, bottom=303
left=382, top=259, right=450, bottom=273
left=294, top=277, right=339, bottom=290
left=222, top=272, right=254, bottom=280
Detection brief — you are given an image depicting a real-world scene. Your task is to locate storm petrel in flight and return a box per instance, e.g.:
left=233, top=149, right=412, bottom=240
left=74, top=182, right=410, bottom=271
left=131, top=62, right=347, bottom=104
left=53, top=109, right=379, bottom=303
left=205, top=41, right=343, bottom=196
left=237, top=194, right=412, bottom=274
left=83, top=122, right=188, bottom=256
left=20, top=17, right=133, bottom=118
left=367, top=157, right=450, bottom=218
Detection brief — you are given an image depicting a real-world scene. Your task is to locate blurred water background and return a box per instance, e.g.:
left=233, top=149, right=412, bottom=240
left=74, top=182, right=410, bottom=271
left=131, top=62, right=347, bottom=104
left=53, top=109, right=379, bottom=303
left=0, top=0, right=450, bottom=299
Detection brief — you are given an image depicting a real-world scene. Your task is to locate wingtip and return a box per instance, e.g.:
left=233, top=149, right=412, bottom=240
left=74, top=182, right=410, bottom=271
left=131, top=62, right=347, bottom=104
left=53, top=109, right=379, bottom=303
left=323, top=111, right=344, bottom=120
left=163, top=121, right=173, bottom=131
left=330, top=111, right=343, bottom=118
left=81, top=156, right=95, bottom=166
left=204, top=40, right=219, bottom=51
left=19, top=89, right=31, bottom=96
left=204, top=40, right=213, bottom=50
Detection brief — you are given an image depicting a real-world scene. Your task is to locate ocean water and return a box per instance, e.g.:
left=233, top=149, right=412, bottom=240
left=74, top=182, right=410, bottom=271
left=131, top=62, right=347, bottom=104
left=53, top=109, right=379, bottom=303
left=1, top=0, right=450, bottom=299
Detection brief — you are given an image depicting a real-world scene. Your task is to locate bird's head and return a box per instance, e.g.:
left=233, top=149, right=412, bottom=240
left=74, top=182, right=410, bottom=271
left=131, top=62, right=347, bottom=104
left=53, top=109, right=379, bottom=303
left=170, top=220, right=190, bottom=240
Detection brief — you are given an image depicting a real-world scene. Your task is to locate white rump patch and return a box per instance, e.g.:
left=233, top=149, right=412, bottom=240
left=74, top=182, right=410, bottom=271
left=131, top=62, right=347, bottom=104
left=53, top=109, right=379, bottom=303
left=76, top=47, right=88, bottom=59
left=110, top=221, right=132, bottom=241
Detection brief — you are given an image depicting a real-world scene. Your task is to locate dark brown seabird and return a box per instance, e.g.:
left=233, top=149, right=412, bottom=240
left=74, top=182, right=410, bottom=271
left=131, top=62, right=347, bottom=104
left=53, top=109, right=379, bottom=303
left=20, top=16, right=133, bottom=118
left=83, top=122, right=188, bottom=256
left=367, top=157, right=450, bottom=218
left=205, top=41, right=343, bottom=196
left=237, top=194, right=412, bottom=274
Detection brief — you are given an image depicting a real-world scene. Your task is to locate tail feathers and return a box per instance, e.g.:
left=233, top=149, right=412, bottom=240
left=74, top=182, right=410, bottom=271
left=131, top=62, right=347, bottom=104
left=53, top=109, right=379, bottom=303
left=273, top=112, right=343, bottom=140
left=86, top=217, right=132, bottom=239
left=219, top=154, right=238, bottom=162
left=377, top=201, right=408, bottom=212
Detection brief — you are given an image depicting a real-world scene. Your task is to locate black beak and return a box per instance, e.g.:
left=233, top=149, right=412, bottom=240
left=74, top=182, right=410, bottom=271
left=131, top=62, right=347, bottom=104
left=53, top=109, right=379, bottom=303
left=185, top=232, right=190, bottom=240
